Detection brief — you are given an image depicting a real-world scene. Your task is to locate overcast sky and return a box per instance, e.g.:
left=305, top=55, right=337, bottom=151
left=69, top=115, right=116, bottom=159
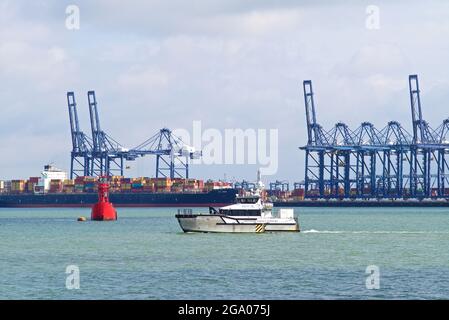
left=1, top=0, right=448, bottom=183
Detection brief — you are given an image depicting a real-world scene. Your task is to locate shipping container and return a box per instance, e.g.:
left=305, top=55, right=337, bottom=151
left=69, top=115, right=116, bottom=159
left=142, top=185, right=155, bottom=192
left=29, top=177, right=40, bottom=184
left=152, top=178, right=173, bottom=187
left=74, top=185, right=85, bottom=193
left=63, top=185, right=75, bottom=193
left=121, top=183, right=132, bottom=190
left=4, top=181, right=12, bottom=193
left=156, top=186, right=171, bottom=192
left=291, top=188, right=305, bottom=197
left=26, top=182, right=37, bottom=193
left=63, top=179, right=75, bottom=185
left=171, top=187, right=183, bottom=193
left=11, top=180, right=26, bottom=193
left=49, top=186, right=63, bottom=193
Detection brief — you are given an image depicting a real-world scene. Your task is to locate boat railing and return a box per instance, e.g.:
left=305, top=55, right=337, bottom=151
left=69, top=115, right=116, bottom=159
left=177, top=208, right=193, bottom=215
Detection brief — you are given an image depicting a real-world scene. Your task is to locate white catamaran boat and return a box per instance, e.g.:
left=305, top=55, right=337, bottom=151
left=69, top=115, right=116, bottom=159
left=175, top=171, right=300, bottom=233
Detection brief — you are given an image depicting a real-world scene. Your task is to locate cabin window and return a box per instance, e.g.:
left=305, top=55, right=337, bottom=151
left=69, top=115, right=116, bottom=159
left=236, top=197, right=259, bottom=204
left=219, top=209, right=261, bottom=216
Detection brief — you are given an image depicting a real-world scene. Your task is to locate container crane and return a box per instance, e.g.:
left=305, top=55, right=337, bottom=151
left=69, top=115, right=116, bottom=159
left=66, top=91, right=201, bottom=179
left=67, top=92, right=93, bottom=179
left=87, top=91, right=130, bottom=177
left=300, top=80, right=329, bottom=198
left=436, top=118, right=449, bottom=195
left=130, top=128, right=202, bottom=179
left=299, top=74, right=449, bottom=200
left=408, top=75, right=439, bottom=197
left=269, top=180, right=290, bottom=192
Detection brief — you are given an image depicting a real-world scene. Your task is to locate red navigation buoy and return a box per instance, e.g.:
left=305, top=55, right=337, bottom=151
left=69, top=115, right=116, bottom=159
left=91, top=177, right=117, bottom=221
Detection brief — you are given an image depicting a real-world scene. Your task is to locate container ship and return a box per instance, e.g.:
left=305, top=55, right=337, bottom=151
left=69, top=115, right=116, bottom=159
left=3, top=166, right=448, bottom=208
left=0, top=165, right=237, bottom=208
left=273, top=199, right=449, bottom=207
left=268, top=188, right=449, bottom=207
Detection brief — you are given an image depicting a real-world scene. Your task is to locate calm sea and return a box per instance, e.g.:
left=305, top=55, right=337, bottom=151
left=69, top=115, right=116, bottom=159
left=1, top=207, right=448, bottom=299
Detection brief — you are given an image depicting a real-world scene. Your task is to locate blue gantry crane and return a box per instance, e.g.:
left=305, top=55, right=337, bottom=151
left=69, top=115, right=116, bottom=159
left=408, top=75, right=440, bottom=197
left=300, top=75, right=449, bottom=200
left=87, top=91, right=130, bottom=177
left=378, top=121, right=412, bottom=198
left=67, top=92, right=93, bottom=179
left=234, top=180, right=257, bottom=190
left=66, top=92, right=201, bottom=179
left=301, top=80, right=329, bottom=197
left=129, top=128, right=201, bottom=179
left=352, top=122, right=384, bottom=198
left=269, top=180, right=290, bottom=192
left=435, top=118, right=449, bottom=195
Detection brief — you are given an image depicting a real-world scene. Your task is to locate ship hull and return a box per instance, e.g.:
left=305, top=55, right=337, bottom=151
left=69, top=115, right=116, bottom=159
left=176, top=214, right=300, bottom=233
left=274, top=200, right=449, bottom=207
left=0, top=189, right=238, bottom=208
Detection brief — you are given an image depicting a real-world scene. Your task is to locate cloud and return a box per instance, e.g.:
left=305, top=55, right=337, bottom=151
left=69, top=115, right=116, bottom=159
left=117, top=67, right=170, bottom=90
left=1, top=1, right=449, bottom=182
left=336, top=44, right=411, bottom=78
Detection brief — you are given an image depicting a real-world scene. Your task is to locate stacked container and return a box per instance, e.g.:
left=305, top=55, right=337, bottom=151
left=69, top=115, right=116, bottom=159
left=184, top=179, right=198, bottom=192
left=120, top=178, right=132, bottom=192
left=1, top=175, right=239, bottom=195
left=63, top=179, right=75, bottom=193
left=131, top=177, right=144, bottom=192
left=171, top=178, right=185, bottom=193
left=26, top=177, right=39, bottom=193
left=142, top=178, right=155, bottom=193
left=49, top=179, right=63, bottom=193
left=74, top=176, right=85, bottom=193
left=4, top=181, right=12, bottom=193
left=290, top=188, right=305, bottom=201
left=279, top=190, right=292, bottom=200
left=11, top=180, right=26, bottom=193
left=82, top=177, right=98, bottom=193
left=204, top=180, right=231, bottom=191
left=152, top=178, right=172, bottom=192
left=110, top=176, right=123, bottom=193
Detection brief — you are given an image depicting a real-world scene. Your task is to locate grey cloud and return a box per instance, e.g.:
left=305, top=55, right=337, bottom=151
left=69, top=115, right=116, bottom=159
left=0, top=1, right=449, bottom=182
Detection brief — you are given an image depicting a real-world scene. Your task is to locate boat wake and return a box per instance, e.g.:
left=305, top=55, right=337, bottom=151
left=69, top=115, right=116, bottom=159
left=302, top=229, right=449, bottom=234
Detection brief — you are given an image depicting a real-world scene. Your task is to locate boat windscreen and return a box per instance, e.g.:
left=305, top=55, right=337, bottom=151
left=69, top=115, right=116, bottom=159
left=236, top=197, right=259, bottom=204
left=219, top=209, right=261, bottom=216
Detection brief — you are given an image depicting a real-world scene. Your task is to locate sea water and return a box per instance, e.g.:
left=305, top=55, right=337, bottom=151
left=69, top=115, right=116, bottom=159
left=1, top=207, right=448, bottom=299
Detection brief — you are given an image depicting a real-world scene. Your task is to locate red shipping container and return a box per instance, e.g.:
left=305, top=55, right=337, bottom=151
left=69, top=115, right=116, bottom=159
left=292, top=189, right=305, bottom=197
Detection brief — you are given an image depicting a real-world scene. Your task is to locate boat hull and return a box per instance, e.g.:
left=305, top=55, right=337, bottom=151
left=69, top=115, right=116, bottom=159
left=176, top=214, right=300, bottom=233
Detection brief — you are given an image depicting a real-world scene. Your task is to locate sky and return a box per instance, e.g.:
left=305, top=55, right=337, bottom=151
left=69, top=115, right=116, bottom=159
left=0, top=0, right=449, bottom=183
